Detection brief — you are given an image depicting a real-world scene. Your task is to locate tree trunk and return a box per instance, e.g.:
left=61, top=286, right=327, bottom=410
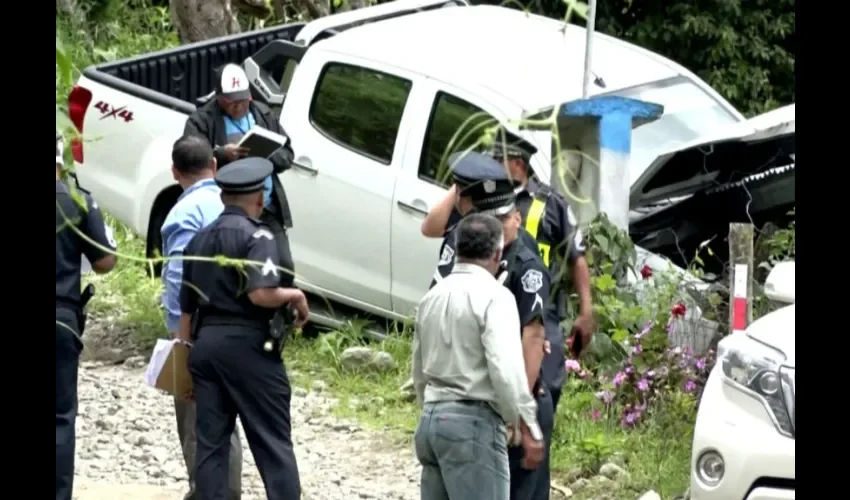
left=56, top=0, right=86, bottom=25
left=337, top=0, right=371, bottom=11
left=291, top=0, right=331, bottom=20
left=169, top=0, right=242, bottom=44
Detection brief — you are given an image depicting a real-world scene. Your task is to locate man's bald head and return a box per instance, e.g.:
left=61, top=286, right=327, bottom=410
left=455, top=213, right=504, bottom=267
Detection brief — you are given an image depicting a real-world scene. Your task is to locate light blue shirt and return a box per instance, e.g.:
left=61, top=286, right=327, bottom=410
left=223, top=113, right=273, bottom=207
left=160, top=178, right=223, bottom=332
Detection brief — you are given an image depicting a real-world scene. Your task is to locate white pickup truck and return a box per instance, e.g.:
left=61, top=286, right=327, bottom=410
left=68, top=0, right=793, bottom=337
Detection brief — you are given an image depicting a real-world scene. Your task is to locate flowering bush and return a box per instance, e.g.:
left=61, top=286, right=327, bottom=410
left=562, top=213, right=793, bottom=430
left=563, top=214, right=721, bottom=428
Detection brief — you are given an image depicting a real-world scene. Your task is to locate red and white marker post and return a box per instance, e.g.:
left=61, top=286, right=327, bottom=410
left=728, top=223, right=755, bottom=334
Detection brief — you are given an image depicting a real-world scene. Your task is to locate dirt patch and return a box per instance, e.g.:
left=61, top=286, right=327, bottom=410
left=73, top=479, right=182, bottom=500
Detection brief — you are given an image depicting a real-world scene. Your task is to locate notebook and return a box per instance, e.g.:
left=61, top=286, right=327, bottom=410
left=237, top=127, right=290, bottom=159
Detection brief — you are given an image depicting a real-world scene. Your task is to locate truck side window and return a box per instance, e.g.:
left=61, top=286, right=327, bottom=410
left=419, top=92, right=496, bottom=187
left=310, top=63, right=412, bottom=164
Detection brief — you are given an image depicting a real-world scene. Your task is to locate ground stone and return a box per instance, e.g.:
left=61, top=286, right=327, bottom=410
left=599, top=462, right=630, bottom=482
left=638, top=491, right=662, bottom=500
left=73, top=364, right=421, bottom=499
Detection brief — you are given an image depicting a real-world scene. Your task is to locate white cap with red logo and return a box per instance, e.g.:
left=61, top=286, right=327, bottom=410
left=215, top=63, right=251, bottom=101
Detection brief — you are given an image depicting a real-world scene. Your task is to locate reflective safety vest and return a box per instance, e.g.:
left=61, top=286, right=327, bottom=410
left=522, top=184, right=552, bottom=267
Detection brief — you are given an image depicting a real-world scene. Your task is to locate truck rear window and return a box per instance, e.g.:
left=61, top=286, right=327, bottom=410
left=310, top=63, right=412, bottom=164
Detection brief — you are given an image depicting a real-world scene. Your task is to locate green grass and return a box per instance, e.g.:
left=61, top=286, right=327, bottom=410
left=284, top=328, right=693, bottom=499
left=83, top=214, right=169, bottom=348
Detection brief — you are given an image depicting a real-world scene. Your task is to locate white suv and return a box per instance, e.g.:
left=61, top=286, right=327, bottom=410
left=690, top=261, right=795, bottom=500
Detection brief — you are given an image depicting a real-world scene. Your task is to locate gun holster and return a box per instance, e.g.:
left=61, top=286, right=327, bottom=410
left=190, top=310, right=203, bottom=341
left=268, top=308, right=295, bottom=353
left=78, top=284, right=96, bottom=335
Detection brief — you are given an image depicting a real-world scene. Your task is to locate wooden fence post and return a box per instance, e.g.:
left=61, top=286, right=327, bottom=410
left=728, top=223, right=755, bottom=334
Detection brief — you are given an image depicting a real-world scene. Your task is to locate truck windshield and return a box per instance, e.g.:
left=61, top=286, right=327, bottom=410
left=611, top=76, right=742, bottom=186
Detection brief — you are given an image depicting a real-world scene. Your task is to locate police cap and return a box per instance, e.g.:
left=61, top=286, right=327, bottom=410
left=449, top=152, right=516, bottom=216
left=215, top=157, right=273, bottom=194
left=488, top=131, right=538, bottom=162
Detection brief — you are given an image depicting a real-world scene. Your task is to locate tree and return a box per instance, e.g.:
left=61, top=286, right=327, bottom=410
left=597, top=0, right=794, bottom=116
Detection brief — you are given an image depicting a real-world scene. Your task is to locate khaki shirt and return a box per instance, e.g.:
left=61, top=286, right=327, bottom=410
left=413, top=262, right=542, bottom=439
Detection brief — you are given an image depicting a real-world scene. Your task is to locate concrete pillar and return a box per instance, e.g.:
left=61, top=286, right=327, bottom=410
left=553, top=96, right=663, bottom=232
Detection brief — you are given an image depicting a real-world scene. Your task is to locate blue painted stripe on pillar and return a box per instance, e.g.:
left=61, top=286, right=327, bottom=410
left=599, top=113, right=633, bottom=154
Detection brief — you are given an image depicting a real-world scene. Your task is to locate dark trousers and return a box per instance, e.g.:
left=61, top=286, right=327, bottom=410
left=189, top=325, right=301, bottom=500
left=56, top=308, right=82, bottom=500
left=508, top=386, right=555, bottom=500
left=173, top=397, right=243, bottom=500
left=549, top=385, right=562, bottom=416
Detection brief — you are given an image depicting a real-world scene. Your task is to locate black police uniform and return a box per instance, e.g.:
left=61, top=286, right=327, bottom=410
left=426, top=152, right=555, bottom=500
left=429, top=152, right=538, bottom=288
left=181, top=157, right=300, bottom=500
left=491, top=135, right=587, bottom=413
left=56, top=135, right=117, bottom=500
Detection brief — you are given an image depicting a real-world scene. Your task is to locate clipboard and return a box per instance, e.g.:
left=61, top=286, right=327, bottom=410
left=144, top=339, right=193, bottom=397
left=237, top=127, right=290, bottom=159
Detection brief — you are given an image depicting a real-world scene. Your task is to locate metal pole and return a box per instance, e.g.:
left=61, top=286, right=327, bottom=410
left=582, top=0, right=598, bottom=99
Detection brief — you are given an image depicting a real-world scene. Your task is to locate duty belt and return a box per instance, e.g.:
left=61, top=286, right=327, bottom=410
left=196, top=310, right=290, bottom=353
left=198, top=315, right=271, bottom=331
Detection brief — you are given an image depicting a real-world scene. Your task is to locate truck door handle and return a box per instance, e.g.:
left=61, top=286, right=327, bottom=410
left=397, top=199, right=429, bottom=215
left=292, top=158, right=318, bottom=176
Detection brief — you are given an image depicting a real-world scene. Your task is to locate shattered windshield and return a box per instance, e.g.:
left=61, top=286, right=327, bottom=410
left=611, top=76, right=741, bottom=187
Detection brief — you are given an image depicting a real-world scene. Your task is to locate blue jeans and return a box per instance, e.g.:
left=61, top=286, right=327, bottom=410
left=415, top=400, right=510, bottom=500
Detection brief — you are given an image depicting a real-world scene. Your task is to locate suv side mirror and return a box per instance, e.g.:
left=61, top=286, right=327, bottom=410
left=764, top=261, right=795, bottom=303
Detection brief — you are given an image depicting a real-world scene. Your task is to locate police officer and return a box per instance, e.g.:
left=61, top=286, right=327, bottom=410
left=56, top=131, right=117, bottom=500
left=490, top=133, right=595, bottom=412
left=425, top=152, right=555, bottom=500
left=178, top=157, right=309, bottom=500
left=428, top=152, right=538, bottom=287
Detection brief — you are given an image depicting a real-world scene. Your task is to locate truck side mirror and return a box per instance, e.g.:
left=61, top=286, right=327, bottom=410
left=764, top=260, right=795, bottom=304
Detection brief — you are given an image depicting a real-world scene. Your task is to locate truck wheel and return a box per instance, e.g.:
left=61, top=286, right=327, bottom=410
left=146, top=186, right=182, bottom=278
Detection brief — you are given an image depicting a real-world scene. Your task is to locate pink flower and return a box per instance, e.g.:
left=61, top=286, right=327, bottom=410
left=591, top=409, right=601, bottom=421
left=696, top=358, right=706, bottom=371
left=636, top=379, right=649, bottom=392
left=640, top=265, right=653, bottom=279
left=632, top=344, right=643, bottom=355
left=683, top=380, right=697, bottom=393
left=613, top=371, right=627, bottom=387
left=595, top=390, right=614, bottom=404
left=671, top=303, right=687, bottom=318
left=565, top=359, right=581, bottom=373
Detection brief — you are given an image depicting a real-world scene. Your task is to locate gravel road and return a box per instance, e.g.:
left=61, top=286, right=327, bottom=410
left=73, top=362, right=421, bottom=500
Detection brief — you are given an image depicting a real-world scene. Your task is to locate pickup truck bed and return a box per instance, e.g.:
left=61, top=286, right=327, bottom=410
left=84, top=23, right=305, bottom=114
left=83, top=22, right=305, bottom=114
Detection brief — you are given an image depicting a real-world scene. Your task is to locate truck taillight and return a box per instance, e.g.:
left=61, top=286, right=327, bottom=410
left=67, top=86, right=93, bottom=163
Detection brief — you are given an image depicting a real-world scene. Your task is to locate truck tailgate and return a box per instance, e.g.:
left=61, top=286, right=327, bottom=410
left=71, top=74, right=187, bottom=236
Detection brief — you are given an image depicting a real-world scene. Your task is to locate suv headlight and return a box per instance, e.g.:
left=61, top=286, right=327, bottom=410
left=717, top=333, right=795, bottom=438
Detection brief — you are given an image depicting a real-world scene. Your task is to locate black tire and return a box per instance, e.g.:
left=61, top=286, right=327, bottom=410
left=146, top=187, right=182, bottom=278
